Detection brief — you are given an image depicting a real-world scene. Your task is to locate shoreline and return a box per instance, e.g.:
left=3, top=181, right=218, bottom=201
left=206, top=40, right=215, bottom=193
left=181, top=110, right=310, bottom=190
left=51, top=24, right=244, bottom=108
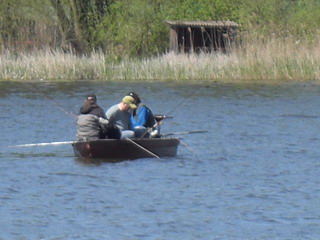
left=3, top=78, right=319, bottom=86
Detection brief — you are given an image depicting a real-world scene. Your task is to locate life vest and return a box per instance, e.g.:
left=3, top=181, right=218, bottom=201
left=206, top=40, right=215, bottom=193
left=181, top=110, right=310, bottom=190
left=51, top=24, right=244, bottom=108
left=133, top=103, right=156, bottom=128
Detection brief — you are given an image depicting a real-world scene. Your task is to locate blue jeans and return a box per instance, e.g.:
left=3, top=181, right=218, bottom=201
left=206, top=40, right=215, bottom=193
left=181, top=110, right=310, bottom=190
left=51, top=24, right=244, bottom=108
left=120, top=130, right=135, bottom=139
left=134, top=126, right=148, bottom=138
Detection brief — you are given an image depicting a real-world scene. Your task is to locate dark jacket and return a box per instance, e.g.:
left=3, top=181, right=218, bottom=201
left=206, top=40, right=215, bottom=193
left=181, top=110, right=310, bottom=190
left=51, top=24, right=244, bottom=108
left=76, top=114, right=101, bottom=141
left=80, top=103, right=106, bottom=118
left=77, top=102, right=120, bottom=140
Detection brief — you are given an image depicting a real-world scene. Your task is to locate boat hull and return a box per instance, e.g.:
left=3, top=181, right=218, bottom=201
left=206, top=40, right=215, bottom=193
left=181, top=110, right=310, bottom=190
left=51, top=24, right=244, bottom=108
left=72, top=138, right=180, bottom=161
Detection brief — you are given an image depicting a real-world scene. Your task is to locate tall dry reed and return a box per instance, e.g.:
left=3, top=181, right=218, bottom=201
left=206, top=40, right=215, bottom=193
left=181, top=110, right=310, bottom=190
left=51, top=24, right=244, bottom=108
left=0, top=49, right=107, bottom=80
left=1, top=37, right=320, bottom=82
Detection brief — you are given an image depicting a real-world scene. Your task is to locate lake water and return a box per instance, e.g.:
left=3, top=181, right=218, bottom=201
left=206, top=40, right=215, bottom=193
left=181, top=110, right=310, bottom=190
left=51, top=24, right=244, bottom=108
left=0, top=81, right=319, bottom=240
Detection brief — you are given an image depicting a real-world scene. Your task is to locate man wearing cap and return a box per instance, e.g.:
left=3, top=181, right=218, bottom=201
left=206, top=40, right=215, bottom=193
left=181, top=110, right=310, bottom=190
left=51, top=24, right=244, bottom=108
left=127, top=92, right=156, bottom=138
left=105, top=95, right=137, bottom=139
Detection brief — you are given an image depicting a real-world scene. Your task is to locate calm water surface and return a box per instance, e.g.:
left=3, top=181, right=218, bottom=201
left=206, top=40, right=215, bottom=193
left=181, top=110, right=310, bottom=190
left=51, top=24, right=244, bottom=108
left=0, top=81, right=319, bottom=240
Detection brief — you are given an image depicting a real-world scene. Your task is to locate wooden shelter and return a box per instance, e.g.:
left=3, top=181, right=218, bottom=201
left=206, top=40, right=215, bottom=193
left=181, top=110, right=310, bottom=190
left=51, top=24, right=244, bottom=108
left=165, top=20, right=239, bottom=54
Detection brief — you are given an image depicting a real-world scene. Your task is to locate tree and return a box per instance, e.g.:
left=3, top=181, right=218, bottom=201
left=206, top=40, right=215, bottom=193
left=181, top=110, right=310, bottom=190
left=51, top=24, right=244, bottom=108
left=98, top=0, right=169, bottom=57
left=49, top=0, right=111, bottom=53
left=1, top=0, right=320, bottom=56
left=0, top=0, right=42, bottom=49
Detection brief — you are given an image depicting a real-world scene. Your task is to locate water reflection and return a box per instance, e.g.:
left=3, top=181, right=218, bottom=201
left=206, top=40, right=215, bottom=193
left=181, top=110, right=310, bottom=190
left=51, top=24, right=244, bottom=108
left=74, top=157, right=131, bottom=165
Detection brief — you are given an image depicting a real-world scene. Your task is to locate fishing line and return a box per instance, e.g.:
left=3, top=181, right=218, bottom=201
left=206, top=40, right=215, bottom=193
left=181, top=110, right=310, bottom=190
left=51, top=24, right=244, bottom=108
left=164, top=63, right=226, bottom=117
left=179, top=139, right=195, bottom=152
left=22, top=81, right=77, bottom=119
left=3, top=81, right=77, bottom=149
left=159, top=84, right=210, bottom=141
left=165, top=83, right=208, bottom=117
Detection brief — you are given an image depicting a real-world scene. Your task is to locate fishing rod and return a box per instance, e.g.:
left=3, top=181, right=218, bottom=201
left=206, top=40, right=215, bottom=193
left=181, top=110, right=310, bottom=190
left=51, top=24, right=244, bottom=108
left=158, top=84, right=209, bottom=135
left=9, top=141, right=76, bottom=148
left=163, top=130, right=208, bottom=136
left=165, top=83, right=208, bottom=117
left=3, top=81, right=79, bottom=149
left=22, top=81, right=77, bottom=119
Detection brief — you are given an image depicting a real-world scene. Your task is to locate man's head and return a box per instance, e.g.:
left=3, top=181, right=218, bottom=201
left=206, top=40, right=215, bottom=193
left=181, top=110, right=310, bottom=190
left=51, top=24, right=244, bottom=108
left=85, top=94, right=97, bottom=104
left=122, top=95, right=137, bottom=110
left=127, top=92, right=141, bottom=104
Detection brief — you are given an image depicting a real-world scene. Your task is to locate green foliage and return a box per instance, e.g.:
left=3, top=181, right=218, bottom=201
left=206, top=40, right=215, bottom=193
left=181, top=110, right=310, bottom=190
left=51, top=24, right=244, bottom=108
left=286, top=0, right=320, bottom=37
left=238, top=0, right=320, bottom=38
left=76, top=0, right=111, bottom=48
left=163, top=0, right=242, bottom=21
left=97, top=0, right=168, bottom=57
left=0, top=0, right=60, bottom=51
left=97, top=0, right=244, bottom=57
left=0, top=0, right=38, bottom=41
left=1, top=0, right=320, bottom=56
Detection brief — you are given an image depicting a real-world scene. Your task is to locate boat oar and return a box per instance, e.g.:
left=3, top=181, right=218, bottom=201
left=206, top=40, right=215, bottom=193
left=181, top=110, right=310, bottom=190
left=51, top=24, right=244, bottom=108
left=9, top=141, right=76, bottom=148
left=126, top=138, right=160, bottom=158
left=163, top=130, right=208, bottom=136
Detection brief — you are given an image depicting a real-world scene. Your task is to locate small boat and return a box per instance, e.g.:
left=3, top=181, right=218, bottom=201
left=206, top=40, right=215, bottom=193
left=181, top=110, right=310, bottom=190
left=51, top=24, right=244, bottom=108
left=72, top=137, right=180, bottom=162
left=72, top=114, right=180, bottom=162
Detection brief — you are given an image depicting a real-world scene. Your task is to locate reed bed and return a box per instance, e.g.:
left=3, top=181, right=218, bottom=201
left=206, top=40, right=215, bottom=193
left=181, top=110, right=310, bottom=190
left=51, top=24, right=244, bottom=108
left=1, top=38, right=320, bottom=82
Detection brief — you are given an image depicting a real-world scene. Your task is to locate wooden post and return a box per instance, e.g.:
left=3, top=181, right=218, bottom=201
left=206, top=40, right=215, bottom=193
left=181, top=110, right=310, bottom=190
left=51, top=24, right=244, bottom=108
left=201, top=27, right=206, bottom=52
left=188, top=27, right=194, bottom=54
left=210, top=28, right=214, bottom=52
left=169, top=27, right=178, bottom=53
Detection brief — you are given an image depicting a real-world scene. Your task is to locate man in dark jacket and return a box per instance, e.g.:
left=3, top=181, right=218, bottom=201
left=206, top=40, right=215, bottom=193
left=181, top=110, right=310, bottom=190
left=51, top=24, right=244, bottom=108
left=76, top=94, right=120, bottom=140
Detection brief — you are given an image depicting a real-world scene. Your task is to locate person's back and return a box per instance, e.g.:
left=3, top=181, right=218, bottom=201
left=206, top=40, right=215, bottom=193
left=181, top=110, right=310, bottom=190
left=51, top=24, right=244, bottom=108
left=76, top=114, right=101, bottom=141
left=76, top=93, right=121, bottom=140
left=131, top=103, right=156, bottom=128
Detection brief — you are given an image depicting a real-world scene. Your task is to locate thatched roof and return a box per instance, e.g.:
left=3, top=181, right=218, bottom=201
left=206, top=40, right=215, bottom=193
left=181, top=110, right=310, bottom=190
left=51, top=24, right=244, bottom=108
left=165, top=20, right=239, bottom=28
